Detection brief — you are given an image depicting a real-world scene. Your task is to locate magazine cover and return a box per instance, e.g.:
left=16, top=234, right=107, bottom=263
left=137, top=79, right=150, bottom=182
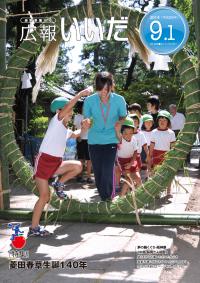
left=0, top=0, right=200, bottom=282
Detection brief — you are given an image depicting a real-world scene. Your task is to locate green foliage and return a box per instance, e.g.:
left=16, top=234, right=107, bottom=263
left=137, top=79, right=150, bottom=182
left=68, top=11, right=187, bottom=113
left=28, top=90, right=55, bottom=137
left=6, top=1, right=73, bottom=85
left=6, top=0, right=75, bottom=140
left=172, top=0, right=196, bottom=56
left=29, top=116, right=49, bottom=138
left=69, top=39, right=129, bottom=91
left=29, top=103, right=51, bottom=137
left=118, top=74, right=183, bottom=113
left=153, top=0, right=160, bottom=7
left=8, top=0, right=195, bottom=136
left=30, top=105, right=45, bottom=117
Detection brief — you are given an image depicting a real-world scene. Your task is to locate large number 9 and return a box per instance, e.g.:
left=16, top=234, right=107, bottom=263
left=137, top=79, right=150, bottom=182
left=150, top=20, right=162, bottom=41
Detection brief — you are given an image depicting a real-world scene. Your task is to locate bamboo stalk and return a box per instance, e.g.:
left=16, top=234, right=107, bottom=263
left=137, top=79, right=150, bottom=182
left=193, top=0, right=200, bottom=80
left=0, top=1, right=199, bottom=219
left=0, top=209, right=200, bottom=226
left=0, top=0, right=10, bottom=210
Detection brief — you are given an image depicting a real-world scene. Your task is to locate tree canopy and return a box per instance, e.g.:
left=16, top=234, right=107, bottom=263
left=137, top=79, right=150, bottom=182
left=5, top=0, right=196, bottom=136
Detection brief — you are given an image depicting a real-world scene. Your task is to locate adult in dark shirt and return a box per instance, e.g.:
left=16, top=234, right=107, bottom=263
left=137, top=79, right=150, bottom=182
left=146, top=95, right=160, bottom=129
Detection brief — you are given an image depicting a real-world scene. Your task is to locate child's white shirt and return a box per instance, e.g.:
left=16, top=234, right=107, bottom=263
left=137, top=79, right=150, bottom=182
left=132, top=130, right=147, bottom=153
left=117, top=137, right=138, bottom=158
left=73, top=113, right=88, bottom=140
left=142, top=130, right=153, bottom=147
left=39, top=113, right=72, bottom=157
left=151, top=128, right=176, bottom=151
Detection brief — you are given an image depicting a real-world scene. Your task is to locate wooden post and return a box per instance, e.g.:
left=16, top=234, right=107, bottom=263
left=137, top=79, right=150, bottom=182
left=0, top=0, right=10, bottom=209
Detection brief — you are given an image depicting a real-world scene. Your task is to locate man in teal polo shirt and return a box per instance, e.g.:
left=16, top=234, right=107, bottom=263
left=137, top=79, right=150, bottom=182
left=83, top=72, right=127, bottom=201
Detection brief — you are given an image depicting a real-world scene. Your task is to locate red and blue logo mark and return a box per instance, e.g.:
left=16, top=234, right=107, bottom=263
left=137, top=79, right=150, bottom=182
left=8, top=223, right=26, bottom=250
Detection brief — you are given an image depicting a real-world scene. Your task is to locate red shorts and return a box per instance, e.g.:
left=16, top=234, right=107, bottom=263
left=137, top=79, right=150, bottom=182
left=136, top=154, right=142, bottom=170
left=152, top=149, right=167, bottom=167
left=117, top=157, right=139, bottom=173
left=33, top=152, right=62, bottom=180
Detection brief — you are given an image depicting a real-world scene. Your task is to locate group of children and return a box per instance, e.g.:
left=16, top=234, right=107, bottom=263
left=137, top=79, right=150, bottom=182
left=28, top=90, right=176, bottom=237
left=115, top=109, right=176, bottom=197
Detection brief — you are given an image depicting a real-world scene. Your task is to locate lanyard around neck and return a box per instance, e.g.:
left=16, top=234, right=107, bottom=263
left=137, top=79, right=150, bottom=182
left=100, top=101, right=110, bottom=126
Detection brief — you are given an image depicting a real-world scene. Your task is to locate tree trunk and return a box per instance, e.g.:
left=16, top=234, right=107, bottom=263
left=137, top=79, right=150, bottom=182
left=124, top=55, right=137, bottom=90
left=94, top=44, right=100, bottom=66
